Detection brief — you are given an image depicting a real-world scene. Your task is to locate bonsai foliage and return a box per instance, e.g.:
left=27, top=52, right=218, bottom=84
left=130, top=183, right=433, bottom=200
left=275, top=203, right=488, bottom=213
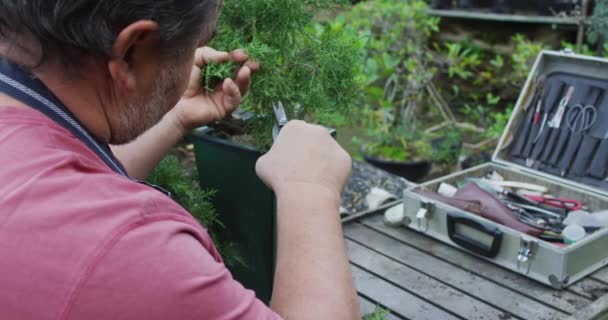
left=147, top=156, right=244, bottom=267
left=204, top=0, right=361, bottom=148
left=588, top=0, right=608, bottom=55
left=336, top=0, right=442, bottom=161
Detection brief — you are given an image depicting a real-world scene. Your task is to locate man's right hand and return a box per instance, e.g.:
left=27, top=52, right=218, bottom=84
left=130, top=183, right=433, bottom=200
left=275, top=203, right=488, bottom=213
left=255, top=120, right=352, bottom=200
left=256, top=120, right=360, bottom=319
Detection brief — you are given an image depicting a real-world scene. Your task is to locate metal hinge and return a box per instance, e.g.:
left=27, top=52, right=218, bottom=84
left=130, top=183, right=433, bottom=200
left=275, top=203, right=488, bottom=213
left=416, top=201, right=434, bottom=232
left=517, top=238, right=538, bottom=274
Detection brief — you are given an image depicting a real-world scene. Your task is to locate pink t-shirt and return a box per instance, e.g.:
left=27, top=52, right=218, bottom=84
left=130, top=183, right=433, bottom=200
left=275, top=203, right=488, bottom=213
left=0, top=106, right=280, bottom=319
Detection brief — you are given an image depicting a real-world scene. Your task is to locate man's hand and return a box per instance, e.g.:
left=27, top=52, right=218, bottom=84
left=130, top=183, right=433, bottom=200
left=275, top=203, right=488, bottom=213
left=256, top=120, right=352, bottom=200
left=256, top=121, right=359, bottom=320
left=170, top=47, right=259, bottom=133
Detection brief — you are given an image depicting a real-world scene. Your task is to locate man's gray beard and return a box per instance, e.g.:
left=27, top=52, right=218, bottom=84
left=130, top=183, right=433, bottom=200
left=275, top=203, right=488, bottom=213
left=112, top=66, right=180, bottom=145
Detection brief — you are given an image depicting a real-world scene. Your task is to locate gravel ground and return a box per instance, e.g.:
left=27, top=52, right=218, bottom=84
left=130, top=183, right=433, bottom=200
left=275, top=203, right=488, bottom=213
left=341, top=161, right=414, bottom=214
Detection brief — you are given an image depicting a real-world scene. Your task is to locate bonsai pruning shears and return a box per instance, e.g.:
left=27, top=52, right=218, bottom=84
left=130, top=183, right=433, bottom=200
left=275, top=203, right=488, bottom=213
left=272, top=101, right=288, bottom=141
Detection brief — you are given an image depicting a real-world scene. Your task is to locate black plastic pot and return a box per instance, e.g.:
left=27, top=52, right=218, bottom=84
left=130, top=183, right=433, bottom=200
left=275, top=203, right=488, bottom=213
left=360, top=148, right=432, bottom=182
left=192, top=127, right=276, bottom=305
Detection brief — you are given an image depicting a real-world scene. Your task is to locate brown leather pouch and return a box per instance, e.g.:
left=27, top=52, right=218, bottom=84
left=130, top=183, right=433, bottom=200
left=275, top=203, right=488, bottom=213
left=454, top=183, right=543, bottom=237
left=415, top=184, right=543, bottom=237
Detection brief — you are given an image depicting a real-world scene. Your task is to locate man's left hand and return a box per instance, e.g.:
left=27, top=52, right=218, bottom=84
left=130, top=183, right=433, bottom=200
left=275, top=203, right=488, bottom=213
left=169, top=47, right=259, bottom=133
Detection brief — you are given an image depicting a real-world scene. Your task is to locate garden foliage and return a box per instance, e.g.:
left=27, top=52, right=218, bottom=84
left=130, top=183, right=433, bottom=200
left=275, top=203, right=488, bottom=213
left=588, top=0, right=608, bottom=55
left=204, top=0, right=361, bottom=148
left=147, top=156, right=244, bottom=267
left=438, top=34, right=543, bottom=140
left=335, top=0, right=463, bottom=163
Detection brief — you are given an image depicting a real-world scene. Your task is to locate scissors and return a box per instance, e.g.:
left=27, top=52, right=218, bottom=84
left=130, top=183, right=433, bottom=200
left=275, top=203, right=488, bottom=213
left=272, top=101, right=288, bottom=141
left=566, top=104, right=597, bottom=133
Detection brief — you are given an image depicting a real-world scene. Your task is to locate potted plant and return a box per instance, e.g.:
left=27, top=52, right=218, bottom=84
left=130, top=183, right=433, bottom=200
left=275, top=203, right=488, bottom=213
left=336, top=0, right=458, bottom=181
left=191, top=0, right=360, bottom=303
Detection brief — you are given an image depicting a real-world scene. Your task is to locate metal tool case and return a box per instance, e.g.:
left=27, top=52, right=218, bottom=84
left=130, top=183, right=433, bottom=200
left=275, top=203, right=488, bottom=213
left=401, top=50, right=608, bottom=289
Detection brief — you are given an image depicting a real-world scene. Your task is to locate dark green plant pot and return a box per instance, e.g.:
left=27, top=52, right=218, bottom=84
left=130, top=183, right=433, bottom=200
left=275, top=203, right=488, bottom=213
left=191, top=127, right=276, bottom=305
left=360, top=147, right=432, bottom=182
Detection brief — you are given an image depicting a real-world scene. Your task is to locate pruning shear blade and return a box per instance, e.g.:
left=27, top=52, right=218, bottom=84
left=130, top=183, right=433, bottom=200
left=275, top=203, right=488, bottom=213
left=272, top=101, right=288, bottom=141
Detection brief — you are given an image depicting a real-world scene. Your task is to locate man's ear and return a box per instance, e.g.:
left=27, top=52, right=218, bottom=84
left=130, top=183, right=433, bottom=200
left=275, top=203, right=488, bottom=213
left=107, top=20, right=159, bottom=91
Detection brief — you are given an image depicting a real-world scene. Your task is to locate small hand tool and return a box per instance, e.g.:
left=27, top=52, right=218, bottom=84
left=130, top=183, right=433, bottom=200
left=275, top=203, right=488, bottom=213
left=512, top=78, right=544, bottom=157
left=558, top=104, right=597, bottom=176
left=528, top=86, right=575, bottom=167
left=477, top=179, right=549, bottom=194
left=548, top=86, right=575, bottom=129
left=540, top=86, right=576, bottom=163
left=272, top=101, right=288, bottom=141
left=522, top=194, right=583, bottom=211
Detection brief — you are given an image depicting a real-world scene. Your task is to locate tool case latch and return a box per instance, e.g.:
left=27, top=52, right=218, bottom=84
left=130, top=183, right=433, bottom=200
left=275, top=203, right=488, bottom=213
left=517, top=238, right=538, bottom=274
left=416, top=201, right=434, bottom=232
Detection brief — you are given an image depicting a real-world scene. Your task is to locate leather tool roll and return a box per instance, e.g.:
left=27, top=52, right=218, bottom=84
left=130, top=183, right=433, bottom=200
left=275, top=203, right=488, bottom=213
left=558, top=131, right=584, bottom=176
left=571, top=135, right=600, bottom=176
left=540, top=128, right=559, bottom=162
left=549, top=126, right=571, bottom=165
left=512, top=105, right=536, bottom=157
left=530, top=128, right=550, bottom=161
left=523, top=122, right=541, bottom=158
left=454, top=184, right=544, bottom=237
left=588, top=139, right=608, bottom=179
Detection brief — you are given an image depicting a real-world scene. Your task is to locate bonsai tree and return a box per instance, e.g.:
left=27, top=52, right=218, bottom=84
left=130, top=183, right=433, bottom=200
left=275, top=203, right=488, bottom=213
left=338, top=0, right=461, bottom=164
left=202, top=0, right=361, bottom=149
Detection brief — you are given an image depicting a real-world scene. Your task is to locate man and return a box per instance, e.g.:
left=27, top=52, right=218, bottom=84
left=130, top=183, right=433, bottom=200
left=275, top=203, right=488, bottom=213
left=0, top=1, right=359, bottom=319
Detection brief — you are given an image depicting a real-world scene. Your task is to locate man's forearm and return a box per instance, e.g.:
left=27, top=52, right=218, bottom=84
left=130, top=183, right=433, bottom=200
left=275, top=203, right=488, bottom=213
left=270, top=183, right=360, bottom=319
left=111, top=110, right=186, bottom=180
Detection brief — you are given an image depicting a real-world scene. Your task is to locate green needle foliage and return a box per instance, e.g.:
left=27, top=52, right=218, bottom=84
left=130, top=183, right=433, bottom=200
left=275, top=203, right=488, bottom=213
left=362, top=306, right=389, bottom=320
left=202, top=61, right=238, bottom=94
left=204, top=0, right=362, bottom=148
left=147, top=155, right=244, bottom=267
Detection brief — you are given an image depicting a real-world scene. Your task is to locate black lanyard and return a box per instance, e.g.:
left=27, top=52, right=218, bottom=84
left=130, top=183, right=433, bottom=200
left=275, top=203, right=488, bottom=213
left=0, top=59, right=170, bottom=197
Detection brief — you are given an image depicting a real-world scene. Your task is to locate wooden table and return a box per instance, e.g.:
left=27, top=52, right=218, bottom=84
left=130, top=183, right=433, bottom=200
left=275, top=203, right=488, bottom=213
left=346, top=214, right=608, bottom=320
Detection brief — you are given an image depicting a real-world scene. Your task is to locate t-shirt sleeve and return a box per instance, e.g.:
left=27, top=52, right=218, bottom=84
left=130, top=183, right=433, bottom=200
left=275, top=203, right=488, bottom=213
left=65, top=217, right=281, bottom=320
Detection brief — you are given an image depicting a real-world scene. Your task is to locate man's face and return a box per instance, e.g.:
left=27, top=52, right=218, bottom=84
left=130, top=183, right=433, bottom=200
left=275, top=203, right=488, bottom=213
left=110, top=10, right=220, bottom=145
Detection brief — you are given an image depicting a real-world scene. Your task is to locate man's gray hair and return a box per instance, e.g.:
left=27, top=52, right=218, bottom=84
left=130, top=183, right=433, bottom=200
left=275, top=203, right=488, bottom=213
left=0, top=0, right=218, bottom=67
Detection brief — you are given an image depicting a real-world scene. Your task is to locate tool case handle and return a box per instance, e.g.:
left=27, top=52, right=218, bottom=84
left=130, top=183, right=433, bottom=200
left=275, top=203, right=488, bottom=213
left=447, top=212, right=503, bottom=258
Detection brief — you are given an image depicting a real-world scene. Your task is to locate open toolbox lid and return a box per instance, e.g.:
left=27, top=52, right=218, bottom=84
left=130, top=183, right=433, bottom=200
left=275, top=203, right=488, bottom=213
left=493, top=50, right=608, bottom=198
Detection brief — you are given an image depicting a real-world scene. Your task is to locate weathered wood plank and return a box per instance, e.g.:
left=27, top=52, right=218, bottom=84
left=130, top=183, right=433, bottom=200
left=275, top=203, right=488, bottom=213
left=348, top=240, right=510, bottom=320
left=351, top=265, right=460, bottom=320
left=345, top=222, right=569, bottom=320
left=566, top=293, right=608, bottom=320
left=591, top=267, right=608, bottom=284
left=569, top=279, right=608, bottom=301
left=358, top=214, right=591, bottom=314
left=358, top=296, right=401, bottom=320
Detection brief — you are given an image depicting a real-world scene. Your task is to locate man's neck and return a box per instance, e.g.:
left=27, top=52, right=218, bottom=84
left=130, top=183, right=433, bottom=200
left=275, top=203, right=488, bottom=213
left=0, top=93, right=29, bottom=109
left=34, top=64, right=113, bottom=144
